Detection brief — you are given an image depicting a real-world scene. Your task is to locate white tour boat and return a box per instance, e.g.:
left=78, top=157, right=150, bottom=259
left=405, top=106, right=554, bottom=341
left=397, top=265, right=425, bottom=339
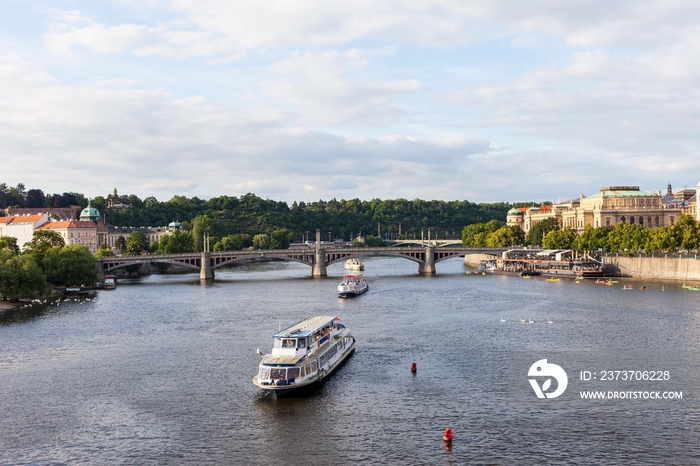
left=253, top=315, right=356, bottom=396
left=344, top=258, right=364, bottom=271
left=337, top=273, right=369, bottom=298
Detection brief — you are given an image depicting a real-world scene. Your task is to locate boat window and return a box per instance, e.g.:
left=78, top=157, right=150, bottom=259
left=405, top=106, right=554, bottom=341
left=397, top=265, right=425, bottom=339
left=270, top=368, right=286, bottom=379
left=288, top=367, right=300, bottom=379
left=281, top=339, right=295, bottom=348
left=259, top=367, right=271, bottom=380
left=300, top=366, right=306, bottom=377
left=309, top=361, right=318, bottom=373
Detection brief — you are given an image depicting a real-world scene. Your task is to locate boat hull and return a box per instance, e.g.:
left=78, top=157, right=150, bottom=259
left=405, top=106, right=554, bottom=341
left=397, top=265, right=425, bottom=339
left=337, top=286, right=368, bottom=298
left=253, top=345, right=355, bottom=397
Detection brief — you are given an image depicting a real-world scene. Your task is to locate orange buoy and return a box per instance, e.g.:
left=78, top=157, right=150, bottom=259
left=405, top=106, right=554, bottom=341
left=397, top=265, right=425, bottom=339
left=411, top=362, right=417, bottom=372
left=443, top=428, right=453, bottom=442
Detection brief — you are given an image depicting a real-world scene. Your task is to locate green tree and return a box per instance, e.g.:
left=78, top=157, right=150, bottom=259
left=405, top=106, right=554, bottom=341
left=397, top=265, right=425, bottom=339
left=526, top=217, right=558, bottom=246
left=363, top=235, right=384, bottom=247
left=0, top=236, right=20, bottom=255
left=114, top=236, right=126, bottom=254
left=270, top=229, right=293, bottom=249
left=23, top=230, right=66, bottom=262
left=43, top=245, right=98, bottom=287
left=125, top=231, right=148, bottom=256
left=158, top=230, right=194, bottom=254
left=0, top=250, right=47, bottom=299
left=486, top=227, right=521, bottom=247
left=213, top=234, right=243, bottom=251
left=666, top=214, right=699, bottom=252
left=542, top=227, right=577, bottom=249
left=192, top=215, right=215, bottom=252
left=644, top=227, right=669, bottom=254
left=95, top=243, right=115, bottom=257
left=252, top=234, right=270, bottom=249
left=572, top=225, right=612, bottom=252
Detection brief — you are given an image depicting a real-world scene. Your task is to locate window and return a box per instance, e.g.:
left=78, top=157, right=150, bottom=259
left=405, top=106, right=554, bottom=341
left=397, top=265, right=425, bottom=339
left=655, top=216, right=660, bottom=226
left=639, top=216, right=643, bottom=225
left=630, top=217, right=635, bottom=225
left=620, top=216, right=626, bottom=224
left=606, top=218, right=611, bottom=226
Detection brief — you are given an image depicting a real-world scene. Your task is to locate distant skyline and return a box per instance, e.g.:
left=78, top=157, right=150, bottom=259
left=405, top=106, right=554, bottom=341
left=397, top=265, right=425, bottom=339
left=2, top=1, right=700, bottom=204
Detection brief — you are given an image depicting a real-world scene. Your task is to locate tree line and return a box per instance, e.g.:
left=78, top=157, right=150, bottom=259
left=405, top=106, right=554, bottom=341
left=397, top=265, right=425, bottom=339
left=2, top=181, right=531, bottom=246
left=462, top=214, right=700, bottom=254
left=0, top=232, right=97, bottom=301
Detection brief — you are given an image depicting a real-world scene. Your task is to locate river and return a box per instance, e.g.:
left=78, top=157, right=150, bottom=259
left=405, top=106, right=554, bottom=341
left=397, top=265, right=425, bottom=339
left=1, top=257, right=700, bottom=465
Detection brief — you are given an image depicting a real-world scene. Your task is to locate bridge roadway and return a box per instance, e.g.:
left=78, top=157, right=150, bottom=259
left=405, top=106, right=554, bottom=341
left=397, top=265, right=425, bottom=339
left=97, top=246, right=507, bottom=280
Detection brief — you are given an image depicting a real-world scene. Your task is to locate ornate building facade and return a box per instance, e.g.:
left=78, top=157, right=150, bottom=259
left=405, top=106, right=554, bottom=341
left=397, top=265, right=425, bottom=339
left=507, top=183, right=700, bottom=235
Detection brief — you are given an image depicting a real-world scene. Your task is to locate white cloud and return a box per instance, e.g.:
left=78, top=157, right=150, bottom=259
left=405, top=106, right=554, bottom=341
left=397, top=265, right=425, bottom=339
left=44, top=22, right=148, bottom=55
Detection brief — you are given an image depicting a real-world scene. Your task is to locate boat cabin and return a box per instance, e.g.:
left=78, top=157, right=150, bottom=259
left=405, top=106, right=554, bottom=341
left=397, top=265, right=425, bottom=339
left=269, top=315, right=342, bottom=359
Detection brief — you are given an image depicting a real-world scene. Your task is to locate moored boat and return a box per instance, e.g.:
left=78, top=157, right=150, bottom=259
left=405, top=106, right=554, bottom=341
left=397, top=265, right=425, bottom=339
left=344, top=258, right=364, bottom=271
left=337, top=273, right=369, bottom=298
left=103, top=274, right=117, bottom=290
left=253, top=315, right=356, bottom=396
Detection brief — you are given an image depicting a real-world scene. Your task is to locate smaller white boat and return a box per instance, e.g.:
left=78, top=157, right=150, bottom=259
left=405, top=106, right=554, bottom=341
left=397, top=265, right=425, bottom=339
left=103, top=274, right=117, bottom=290
left=337, top=273, right=369, bottom=298
left=344, top=258, right=364, bottom=271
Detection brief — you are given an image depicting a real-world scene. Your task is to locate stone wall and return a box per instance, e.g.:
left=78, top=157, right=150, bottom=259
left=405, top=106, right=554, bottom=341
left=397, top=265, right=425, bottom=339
left=463, top=254, right=492, bottom=268
left=604, top=255, right=700, bottom=281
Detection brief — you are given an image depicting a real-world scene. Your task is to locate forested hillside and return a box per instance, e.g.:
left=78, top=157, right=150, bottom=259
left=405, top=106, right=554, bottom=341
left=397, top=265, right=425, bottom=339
left=1, top=183, right=524, bottom=241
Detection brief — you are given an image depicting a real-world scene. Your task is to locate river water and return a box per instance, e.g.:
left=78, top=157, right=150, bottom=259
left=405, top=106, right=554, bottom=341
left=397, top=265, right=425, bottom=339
left=2, top=257, right=700, bottom=465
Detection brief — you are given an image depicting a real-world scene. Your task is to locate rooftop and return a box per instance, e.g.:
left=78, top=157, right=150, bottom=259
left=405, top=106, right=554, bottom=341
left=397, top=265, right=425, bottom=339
left=273, top=315, right=337, bottom=339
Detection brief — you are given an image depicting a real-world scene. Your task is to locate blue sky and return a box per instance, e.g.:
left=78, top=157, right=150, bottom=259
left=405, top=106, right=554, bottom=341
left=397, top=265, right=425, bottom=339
left=2, top=0, right=700, bottom=204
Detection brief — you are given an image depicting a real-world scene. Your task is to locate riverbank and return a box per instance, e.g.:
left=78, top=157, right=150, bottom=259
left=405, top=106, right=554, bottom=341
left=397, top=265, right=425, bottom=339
left=464, top=253, right=700, bottom=281
left=0, top=300, right=20, bottom=315
left=604, top=255, right=700, bottom=281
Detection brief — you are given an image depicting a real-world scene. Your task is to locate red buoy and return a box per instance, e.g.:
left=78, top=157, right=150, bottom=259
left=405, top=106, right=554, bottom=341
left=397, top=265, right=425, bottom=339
left=411, top=362, right=417, bottom=372
left=443, top=428, right=453, bottom=442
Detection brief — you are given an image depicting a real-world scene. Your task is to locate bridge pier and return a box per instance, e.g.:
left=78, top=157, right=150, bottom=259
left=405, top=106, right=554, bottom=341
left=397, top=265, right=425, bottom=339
left=200, top=252, right=215, bottom=280
left=312, top=229, right=327, bottom=277
left=418, top=247, right=436, bottom=274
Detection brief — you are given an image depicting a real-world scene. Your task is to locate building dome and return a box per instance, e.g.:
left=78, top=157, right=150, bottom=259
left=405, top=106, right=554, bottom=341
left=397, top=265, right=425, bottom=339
left=168, top=220, right=182, bottom=231
left=79, top=200, right=100, bottom=223
left=507, top=208, right=523, bottom=216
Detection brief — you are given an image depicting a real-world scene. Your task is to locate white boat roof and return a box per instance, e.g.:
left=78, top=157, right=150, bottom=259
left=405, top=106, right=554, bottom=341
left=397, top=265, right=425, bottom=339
left=273, top=315, right=337, bottom=339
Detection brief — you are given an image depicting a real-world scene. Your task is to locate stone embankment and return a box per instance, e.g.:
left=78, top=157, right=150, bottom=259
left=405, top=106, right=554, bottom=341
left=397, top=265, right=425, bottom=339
left=603, top=255, right=700, bottom=281
left=463, top=253, right=700, bottom=281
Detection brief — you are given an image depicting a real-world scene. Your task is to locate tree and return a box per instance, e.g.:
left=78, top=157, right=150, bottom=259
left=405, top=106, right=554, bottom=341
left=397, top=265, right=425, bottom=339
left=95, top=243, right=115, bottom=257
left=26, top=189, right=45, bottom=208
left=252, top=234, right=270, bottom=249
left=270, top=229, right=293, bottom=249
left=364, top=235, right=384, bottom=247
left=125, top=231, right=148, bottom=256
left=542, top=227, right=577, bottom=249
left=526, top=217, right=558, bottom=246
left=192, top=215, right=215, bottom=252
left=157, top=230, right=194, bottom=254
left=572, top=225, right=611, bottom=252
left=23, top=230, right=65, bottom=263
left=486, top=227, right=521, bottom=247
left=0, top=249, right=46, bottom=300
left=43, top=245, right=98, bottom=287
left=213, top=234, right=243, bottom=251
left=0, top=237, right=20, bottom=256
left=114, top=236, right=126, bottom=254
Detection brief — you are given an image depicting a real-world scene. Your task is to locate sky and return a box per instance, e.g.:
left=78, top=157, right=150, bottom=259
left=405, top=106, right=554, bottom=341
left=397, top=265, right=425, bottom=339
left=2, top=0, right=700, bottom=205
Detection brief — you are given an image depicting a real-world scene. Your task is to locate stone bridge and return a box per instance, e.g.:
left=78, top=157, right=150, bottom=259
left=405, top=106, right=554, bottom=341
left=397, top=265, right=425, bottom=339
left=97, top=245, right=507, bottom=280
